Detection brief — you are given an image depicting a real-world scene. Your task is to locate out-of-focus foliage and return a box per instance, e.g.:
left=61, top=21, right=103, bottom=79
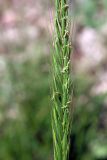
left=74, top=0, right=107, bottom=28
left=0, top=56, right=52, bottom=160
left=70, top=75, right=107, bottom=160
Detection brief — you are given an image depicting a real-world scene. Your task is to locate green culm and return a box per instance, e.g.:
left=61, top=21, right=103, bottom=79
left=52, top=0, right=72, bottom=160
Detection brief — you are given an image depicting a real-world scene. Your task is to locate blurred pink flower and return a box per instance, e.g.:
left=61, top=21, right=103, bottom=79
left=25, top=8, right=39, bottom=23
left=2, top=10, right=18, bottom=28
left=75, top=27, right=106, bottom=73
left=91, top=73, right=107, bottom=95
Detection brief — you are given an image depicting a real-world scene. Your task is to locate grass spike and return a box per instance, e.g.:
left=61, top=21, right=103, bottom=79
left=52, top=0, right=72, bottom=160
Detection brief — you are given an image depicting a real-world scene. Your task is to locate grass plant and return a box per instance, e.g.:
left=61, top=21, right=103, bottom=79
left=51, top=0, right=72, bottom=160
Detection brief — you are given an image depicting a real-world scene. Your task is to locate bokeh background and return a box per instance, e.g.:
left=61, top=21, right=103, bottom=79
left=0, top=0, right=107, bottom=160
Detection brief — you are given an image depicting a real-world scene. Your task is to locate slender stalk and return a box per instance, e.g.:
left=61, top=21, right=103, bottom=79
left=52, top=0, right=72, bottom=160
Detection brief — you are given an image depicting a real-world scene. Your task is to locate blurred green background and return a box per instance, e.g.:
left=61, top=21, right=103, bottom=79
left=0, top=0, right=107, bottom=160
